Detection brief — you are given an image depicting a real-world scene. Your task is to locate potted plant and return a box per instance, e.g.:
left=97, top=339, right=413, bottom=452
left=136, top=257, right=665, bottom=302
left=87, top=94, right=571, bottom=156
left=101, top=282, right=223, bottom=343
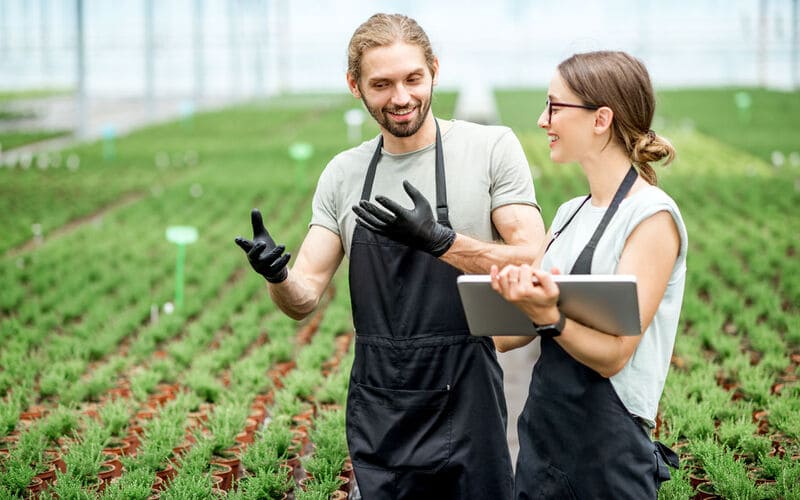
left=98, top=466, right=154, bottom=499
left=237, top=465, right=293, bottom=499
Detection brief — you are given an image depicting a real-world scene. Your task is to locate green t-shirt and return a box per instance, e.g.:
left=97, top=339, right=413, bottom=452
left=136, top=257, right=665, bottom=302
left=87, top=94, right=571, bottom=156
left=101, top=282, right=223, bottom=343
left=310, top=119, right=539, bottom=258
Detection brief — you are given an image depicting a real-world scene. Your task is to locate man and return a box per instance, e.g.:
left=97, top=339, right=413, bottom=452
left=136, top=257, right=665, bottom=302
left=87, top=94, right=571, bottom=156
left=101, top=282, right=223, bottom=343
left=235, top=13, right=545, bottom=499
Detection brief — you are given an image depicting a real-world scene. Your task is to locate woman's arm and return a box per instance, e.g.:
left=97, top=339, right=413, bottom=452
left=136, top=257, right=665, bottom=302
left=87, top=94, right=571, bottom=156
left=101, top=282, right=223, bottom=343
left=491, top=211, right=680, bottom=375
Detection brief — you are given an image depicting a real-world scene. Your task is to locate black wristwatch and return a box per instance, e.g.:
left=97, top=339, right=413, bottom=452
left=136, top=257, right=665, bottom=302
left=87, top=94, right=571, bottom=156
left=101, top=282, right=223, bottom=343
left=533, top=310, right=566, bottom=338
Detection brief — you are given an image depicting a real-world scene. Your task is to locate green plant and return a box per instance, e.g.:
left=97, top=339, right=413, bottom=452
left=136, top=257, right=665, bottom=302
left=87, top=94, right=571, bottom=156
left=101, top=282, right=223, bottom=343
left=284, top=369, right=323, bottom=401
left=62, top=420, right=109, bottom=485
left=316, top=368, right=349, bottom=406
left=99, top=398, right=131, bottom=437
left=241, top=435, right=282, bottom=474
left=302, top=453, right=344, bottom=482
left=99, top=466, right=154, bottom=500
left=46, top=470, right=95, bottom=500
left=656, top=464, right=694, bottom=500
left=0, top=454, right=36, bottom=497
left=158, top=472, right=214, bottom=500
left=185, top=368, right=224, bottom=403
left=13, top=424, right=48, bottom=471
left=237, top=465, right=294, bottom=500
left=261, top=418, right=295, bottom=460
left=130, top=368, right=162, bottom=401
left=207, top=403, right=248, bottom=456
left=272, top=389, right=302, bottom=420
left=0, top=395, right=21, bottom=437
left=40, top=405, right=80, bottom=444
left=295, top=475, right=344, bottom=500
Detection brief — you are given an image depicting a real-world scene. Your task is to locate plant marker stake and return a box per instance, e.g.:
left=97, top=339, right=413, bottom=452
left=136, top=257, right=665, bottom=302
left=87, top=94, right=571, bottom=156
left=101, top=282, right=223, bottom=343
left=288, top=142, right=314, bottom=186
left=165, top=226, right=198, bottom=310
left=102, top=124, right=116, bottom=161
left=344, top=108, right=365, bottom=144
left=180, top=100, right=195, bottom=131
left=734, top=91, right=752, bottom=125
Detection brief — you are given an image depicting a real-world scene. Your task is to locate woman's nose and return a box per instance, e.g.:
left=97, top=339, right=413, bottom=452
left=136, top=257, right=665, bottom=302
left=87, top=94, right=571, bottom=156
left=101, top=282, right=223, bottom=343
left=537, top=108, right=549, bottom=129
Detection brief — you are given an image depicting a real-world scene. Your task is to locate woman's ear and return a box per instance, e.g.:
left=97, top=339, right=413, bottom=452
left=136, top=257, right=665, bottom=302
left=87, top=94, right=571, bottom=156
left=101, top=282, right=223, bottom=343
left=346, top=73, right=361, bottom=98
left=593, top=106, right=614, bottom=134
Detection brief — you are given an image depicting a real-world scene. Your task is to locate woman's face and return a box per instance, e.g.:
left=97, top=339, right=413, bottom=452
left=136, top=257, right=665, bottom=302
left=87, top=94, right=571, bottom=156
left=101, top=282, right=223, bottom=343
left=537, top=72, right=599, bottom=164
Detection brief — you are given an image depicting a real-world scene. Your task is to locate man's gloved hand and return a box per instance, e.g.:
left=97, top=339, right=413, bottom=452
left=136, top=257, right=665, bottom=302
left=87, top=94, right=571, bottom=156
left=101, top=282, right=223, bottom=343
left=352, top=180, right=456, bottom=257
left=234, top=209, right=290, bottom=283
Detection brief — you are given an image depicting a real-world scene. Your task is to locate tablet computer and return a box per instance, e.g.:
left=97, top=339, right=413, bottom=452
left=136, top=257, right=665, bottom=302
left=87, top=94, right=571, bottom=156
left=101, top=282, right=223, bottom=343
left=456, top=274, right=641, bottom=337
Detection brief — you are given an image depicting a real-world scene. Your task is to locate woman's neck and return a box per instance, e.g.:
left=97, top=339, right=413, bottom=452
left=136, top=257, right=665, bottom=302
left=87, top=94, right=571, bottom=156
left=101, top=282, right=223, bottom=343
left=580, top=147, right=636, bottom=207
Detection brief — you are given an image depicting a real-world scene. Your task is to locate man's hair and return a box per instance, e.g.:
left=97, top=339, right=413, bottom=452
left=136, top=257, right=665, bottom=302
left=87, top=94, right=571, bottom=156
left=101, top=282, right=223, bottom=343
left=347, top=13, right=436, bottom=85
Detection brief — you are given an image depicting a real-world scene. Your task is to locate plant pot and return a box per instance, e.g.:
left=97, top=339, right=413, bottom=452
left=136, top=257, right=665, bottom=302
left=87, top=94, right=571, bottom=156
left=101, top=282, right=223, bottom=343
left=98, top=462, right=118, bottom=491
left=172, top=439, right=193, bottom=458
left=338, top=475, right=351, bottom=493
left=689, top=469, right=707, bottom=489
left=212, top=449, right=241, bottom=481
left=35, top=462, right=58, bottom=485
left=104, top=439, right=132, bottom=456
left=340, top=460, right=354, bottom=482
left=20, top=405, right=47, bottom=421
left=235, top=430, right=254, bottom=448
left=694, top=481, right=718, bottom=499
left=211, top=462, right=234, bottom=491
left=27, top=476, right=44, bottom=498
left=103, top=454, right=124, bottom=476
left=151, top=475, right=165, bottom=492
left=155, top=462, right=177, bottom=484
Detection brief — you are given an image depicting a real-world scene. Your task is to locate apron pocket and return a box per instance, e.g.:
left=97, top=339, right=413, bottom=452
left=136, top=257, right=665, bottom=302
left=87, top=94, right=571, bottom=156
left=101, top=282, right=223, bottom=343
left=349, top=382, right=452, bottom=472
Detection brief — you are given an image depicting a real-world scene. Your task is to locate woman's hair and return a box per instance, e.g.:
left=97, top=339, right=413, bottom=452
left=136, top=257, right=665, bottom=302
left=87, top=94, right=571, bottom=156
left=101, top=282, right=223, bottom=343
left=557, top=51, right=675, bottom=185
left=347, top=13, right=436, bottom=86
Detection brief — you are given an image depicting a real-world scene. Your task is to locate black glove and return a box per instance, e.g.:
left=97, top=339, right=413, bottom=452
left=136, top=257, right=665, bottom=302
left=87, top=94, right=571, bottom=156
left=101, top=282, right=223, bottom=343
left=352, top=180, right=456, bottom=257
left=234, top=209, right=290, bottom=283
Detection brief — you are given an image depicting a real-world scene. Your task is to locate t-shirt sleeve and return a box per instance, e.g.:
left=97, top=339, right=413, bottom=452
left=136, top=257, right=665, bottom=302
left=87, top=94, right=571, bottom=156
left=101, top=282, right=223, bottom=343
left=612, top=193, right=689, bottom=277
left=489, top=128, right=540, bottom=212
left=309, top=161, right=341, bottom=235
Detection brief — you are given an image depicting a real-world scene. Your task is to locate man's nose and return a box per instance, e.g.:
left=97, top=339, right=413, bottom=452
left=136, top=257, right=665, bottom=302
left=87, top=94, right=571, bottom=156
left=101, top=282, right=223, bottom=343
left=390, top=83, right=411, bottom=106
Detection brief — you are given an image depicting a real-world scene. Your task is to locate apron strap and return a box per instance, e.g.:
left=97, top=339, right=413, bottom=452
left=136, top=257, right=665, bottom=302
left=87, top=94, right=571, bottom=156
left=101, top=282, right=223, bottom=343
left=570, top=166, right=638, bottom=274
left=360, top=135, right=384, bottom=201
left=433, top=120, right=449, bottom=224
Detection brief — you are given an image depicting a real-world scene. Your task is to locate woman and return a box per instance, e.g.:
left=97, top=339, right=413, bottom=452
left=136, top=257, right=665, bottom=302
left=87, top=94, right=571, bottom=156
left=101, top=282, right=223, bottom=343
left=492, top=51, right=687, bottom=499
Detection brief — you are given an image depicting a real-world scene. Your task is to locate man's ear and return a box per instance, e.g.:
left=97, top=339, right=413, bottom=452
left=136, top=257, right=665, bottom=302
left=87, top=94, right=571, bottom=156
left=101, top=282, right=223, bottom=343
left=431, top=57, right=440, bottom=86
left=346, top=73, right=361, bottom=98
left=593, top=106, right=614, bottom=135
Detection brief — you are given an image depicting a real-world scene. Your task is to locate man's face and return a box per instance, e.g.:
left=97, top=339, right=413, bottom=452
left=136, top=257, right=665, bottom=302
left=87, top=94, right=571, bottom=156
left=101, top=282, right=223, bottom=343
left=349, top=42, right=438, bottom=138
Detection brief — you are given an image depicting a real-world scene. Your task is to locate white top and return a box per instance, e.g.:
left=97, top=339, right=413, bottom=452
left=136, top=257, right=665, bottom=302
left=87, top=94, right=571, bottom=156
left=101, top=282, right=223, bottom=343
left=541, top=185, right=688, bottom=426
left=310, top=119, right=539, bottom=258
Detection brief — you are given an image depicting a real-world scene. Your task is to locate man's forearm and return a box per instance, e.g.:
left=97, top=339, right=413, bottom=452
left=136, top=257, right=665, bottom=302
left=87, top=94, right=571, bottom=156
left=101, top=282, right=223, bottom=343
left=440, top=233, right=542, bottom=274
left=267, top=271, right=321, bottom=320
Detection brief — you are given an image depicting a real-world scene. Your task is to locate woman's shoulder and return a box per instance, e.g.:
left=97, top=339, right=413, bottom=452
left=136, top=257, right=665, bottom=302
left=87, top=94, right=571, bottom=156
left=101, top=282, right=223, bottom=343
left=626, top=185, right=682, bottom=215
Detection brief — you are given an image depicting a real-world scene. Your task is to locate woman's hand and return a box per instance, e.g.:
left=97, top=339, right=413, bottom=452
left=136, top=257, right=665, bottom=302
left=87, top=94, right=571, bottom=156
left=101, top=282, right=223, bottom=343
left=490, top=264, right=562, bottom=325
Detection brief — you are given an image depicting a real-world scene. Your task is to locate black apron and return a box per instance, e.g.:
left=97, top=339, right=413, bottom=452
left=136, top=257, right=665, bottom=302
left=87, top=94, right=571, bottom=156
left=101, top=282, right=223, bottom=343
left=346, top=121, right=513, bottom=499
left=514, top=167, right=677, bottom=499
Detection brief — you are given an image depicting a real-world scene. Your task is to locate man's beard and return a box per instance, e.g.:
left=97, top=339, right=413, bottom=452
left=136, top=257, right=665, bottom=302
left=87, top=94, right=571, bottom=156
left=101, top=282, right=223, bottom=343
left=360, top=83, right=433, bottom=138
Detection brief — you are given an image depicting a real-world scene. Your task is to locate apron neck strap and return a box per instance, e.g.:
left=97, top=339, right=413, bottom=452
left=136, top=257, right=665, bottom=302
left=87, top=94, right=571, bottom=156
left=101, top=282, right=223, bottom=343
left=360, top=119, right=450, bottom=224
left=570, top=166, right=639, bottom=274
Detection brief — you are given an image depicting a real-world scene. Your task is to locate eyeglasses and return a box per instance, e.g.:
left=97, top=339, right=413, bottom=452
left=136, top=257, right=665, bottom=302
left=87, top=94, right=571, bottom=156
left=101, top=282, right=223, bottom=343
left=544, top=98, right=601, bottom=124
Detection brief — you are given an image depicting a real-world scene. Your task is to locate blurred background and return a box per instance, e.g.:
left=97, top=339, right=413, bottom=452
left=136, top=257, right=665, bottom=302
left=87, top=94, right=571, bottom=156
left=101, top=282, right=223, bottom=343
left=1, top=2, right=799, bottom=498
left=0, top=0, right=798, bottom=142
left=2, top=0, right=799, bottom=93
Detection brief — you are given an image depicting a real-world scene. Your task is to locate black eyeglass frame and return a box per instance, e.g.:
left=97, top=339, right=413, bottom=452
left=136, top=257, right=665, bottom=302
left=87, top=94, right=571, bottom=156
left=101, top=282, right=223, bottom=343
left=545, top=98, right=601, bottom=124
